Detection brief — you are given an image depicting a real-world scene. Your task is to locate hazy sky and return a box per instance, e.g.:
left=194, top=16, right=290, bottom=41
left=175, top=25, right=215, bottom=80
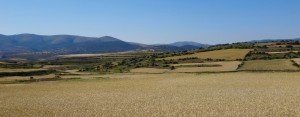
left=0, top=0, right=299, bottom=44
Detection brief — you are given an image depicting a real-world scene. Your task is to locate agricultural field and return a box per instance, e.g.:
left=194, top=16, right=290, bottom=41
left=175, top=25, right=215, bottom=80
left=2, top=41, right=300, bottom=116
left=130, top=68, right=170, bottom=73
left=293, top=58, right=300, bottom=65
left=0, top=74, right=56, bottom=82
left=1, top=72, right=300, bottom=116
left=239, top=59, right=299, bottom=71
left=171, top=61, right=241, bottom=73
left=0, top=68, right=46, bottom=73
left=161, top=49, right=251, bottom=60
left=131, top=61, right=241, bottom=73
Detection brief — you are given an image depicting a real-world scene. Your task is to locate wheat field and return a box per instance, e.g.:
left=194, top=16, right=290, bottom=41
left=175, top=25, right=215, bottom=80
left=161, top=49, right=251, bottom=60
left=1, top=72, right=300, bottom=116
left=239, top=59, right=299, bottom=71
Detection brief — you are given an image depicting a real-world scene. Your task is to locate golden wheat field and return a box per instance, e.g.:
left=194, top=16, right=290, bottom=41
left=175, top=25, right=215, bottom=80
left=1, top=72, right=300, bottom=116
left=239, top=59, right=299, bottom=71
left=160, top=49, right=251, bottom=60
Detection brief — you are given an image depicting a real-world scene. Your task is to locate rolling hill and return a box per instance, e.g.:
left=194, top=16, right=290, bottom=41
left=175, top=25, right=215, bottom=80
left=170, top=41, right=210, bottom=48
left=0, top=34, right=140, bottom=54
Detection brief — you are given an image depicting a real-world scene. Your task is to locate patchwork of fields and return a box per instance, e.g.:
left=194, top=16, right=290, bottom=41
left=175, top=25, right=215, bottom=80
left=1, top=72, right=300, bottom=116
left=161, top=49, right=251, bottom=60
left=2, top=47, right=300, bottom=116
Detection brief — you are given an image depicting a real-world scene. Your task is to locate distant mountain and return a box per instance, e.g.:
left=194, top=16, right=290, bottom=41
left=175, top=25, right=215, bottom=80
left=0, top=34, right=212, bottom=60
left=141, top=45, right=184, bottom=52
left=0, top=34, right=140, bottom=54
left=170, top=41, right=210, bottom=48
left=179, top=45, right=203, bottom=50
left=250, top=38, right=300, bottom=43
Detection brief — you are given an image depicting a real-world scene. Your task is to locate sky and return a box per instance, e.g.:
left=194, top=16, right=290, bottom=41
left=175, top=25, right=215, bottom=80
left=0, top=0, right=299, bottom=44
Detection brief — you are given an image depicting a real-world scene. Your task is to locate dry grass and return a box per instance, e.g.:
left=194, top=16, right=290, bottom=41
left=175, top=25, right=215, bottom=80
left=170, top=62, right=220, bottom=67
left=161, top=49, right=251, bottom=60
left=130, top=68, right=170, bottom=73
left=239, top=59, right=299, bottom=71
left=293, top=58, right=300, bottom=65
left=0, top=68, right=46, bottom=73
left=266, top=51, right=300, bottom=54
left=1, top=72, right=300, bottom=116
left=0, top=74, right=56, bottom=82
left=171, top=61, right=240, bottom=73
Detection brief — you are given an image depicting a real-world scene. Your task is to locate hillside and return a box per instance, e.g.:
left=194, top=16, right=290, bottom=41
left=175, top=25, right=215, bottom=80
left=0, top=34, right=210, bottom=59
left=0, top=34, right=140, bottom=54
left=170, top=41, right=210, bottom=48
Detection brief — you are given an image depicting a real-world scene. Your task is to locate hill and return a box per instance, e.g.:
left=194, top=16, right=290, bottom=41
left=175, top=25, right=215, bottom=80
left=170, top=41, right=210, bottom=48
left=251, top=38, right=300, bottom=43
left=0, top=34, right=212, bottom=60
left=0, top=34, right=140, bottom=54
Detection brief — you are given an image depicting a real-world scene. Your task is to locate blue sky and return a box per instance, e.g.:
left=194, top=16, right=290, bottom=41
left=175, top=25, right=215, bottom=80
left=0, top=0, right=299, bottom=44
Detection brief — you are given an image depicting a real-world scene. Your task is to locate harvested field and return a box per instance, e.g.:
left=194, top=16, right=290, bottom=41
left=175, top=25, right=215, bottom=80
left=0, top=74, right=56, bottom=82
left=171, top=61, right=241, bottom=73
left=293, top=58, right=300, bottom=65
left=0, top=68, right=46, bottom=73
left=239, top=59, right=299, bottom=71
left=130, top=68, right=170, bottom=73
left=1, top=72, right=300, bottom=116
left=131, top=61, right=241, bottom=73
left=161, top=49, right=251, bottom=60
left=266, top=51, right=300, bottom=54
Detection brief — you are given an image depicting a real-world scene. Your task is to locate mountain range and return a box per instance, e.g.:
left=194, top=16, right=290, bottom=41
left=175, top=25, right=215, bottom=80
left=0, top=34, right=208, bottom=56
